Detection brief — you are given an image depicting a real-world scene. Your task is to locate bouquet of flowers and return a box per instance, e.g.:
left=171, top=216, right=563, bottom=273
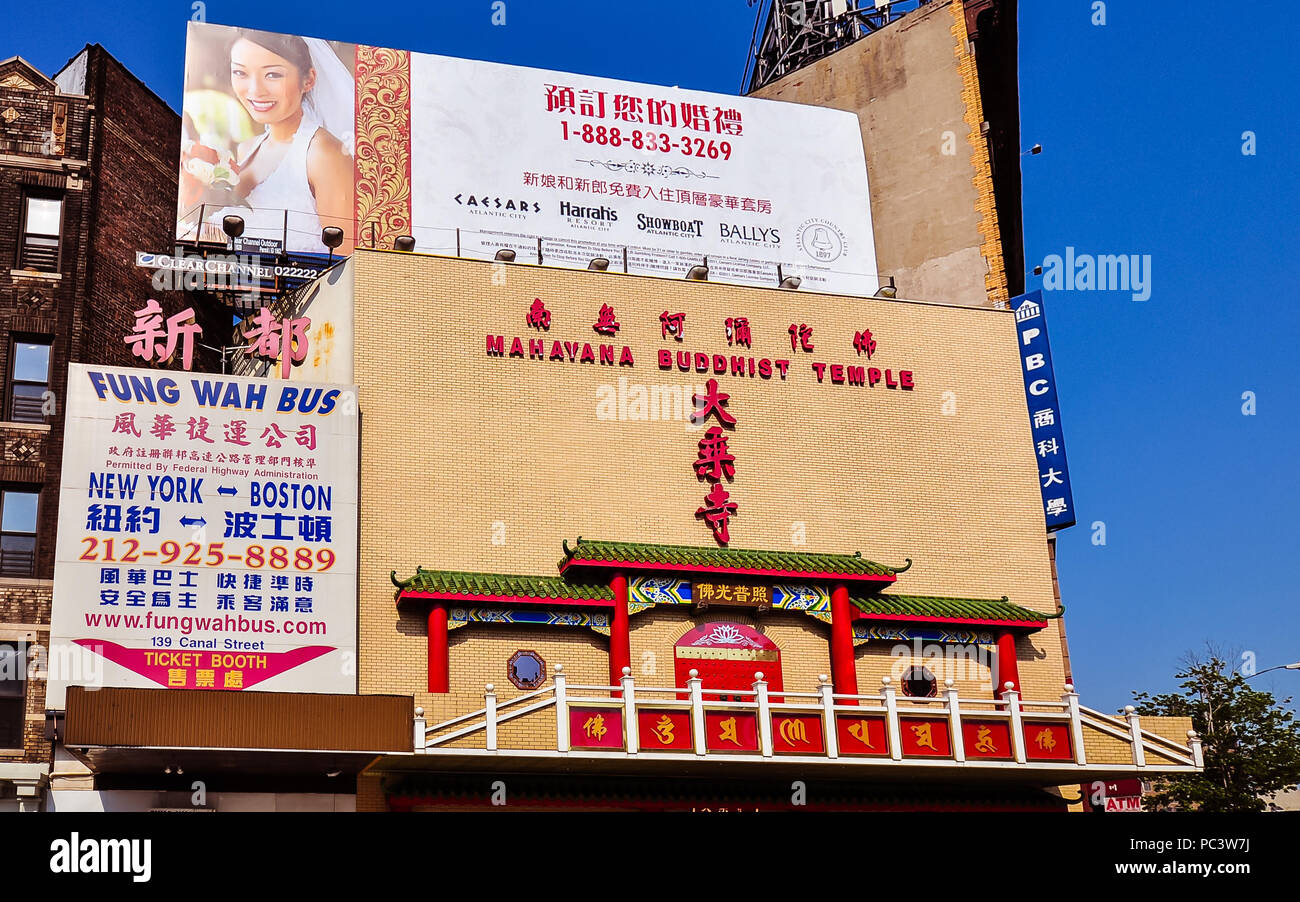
left=179, top=139, right=246, bottom=210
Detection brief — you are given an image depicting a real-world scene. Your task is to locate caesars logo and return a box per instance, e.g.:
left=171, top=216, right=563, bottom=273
left=719, top=223, right=781, bottom=246
left=796, top=218, right=847, bottom=263
left=559, top=200, right=618, bottom=230
left=637, top=213, right=705, bottom=238
left=453, top=193, right=541, bottom=217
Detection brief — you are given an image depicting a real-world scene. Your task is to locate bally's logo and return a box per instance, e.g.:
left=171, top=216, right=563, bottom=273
left=796, top=218, right=847, bottom=263
left=453, top=193, right=541, bottom=217
left=719, top=223, right=780, bottom=246
left=559, top=200, right=618, bottom=229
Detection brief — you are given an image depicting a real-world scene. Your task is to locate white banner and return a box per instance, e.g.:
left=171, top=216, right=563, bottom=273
left=47, top=365, right=358, bottom=705
left=409, top=53, right=878, bottom=294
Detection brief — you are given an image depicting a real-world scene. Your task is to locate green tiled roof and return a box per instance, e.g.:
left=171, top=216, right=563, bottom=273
left=392, top=568, right=613, bottom=601
left=852, top=594, right=1047, bottom=624
left=558, top=538, right=904, bottom=579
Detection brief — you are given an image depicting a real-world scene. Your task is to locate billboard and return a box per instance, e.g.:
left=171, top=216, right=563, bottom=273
left=176, top=22, right=878, bottom=295
left=1010, top=291, right=1076, bottom=532
left=46, top=364, right=358, bottom=706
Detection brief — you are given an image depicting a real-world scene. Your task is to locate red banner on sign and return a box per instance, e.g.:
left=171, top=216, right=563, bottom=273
left=835, top=715, right=889, bottom=756
left=772, top=713, right=824, bottom=754
left=899, top=718, right=951, bottom=758
left=704, top=710, right=759, bottom=752
left=570, top=707, right=624, bottom=749
left=76, top=639, right=333, bottom=691
left=638, top=709, right=693, bottom=751
left=962, top=720, right=1014, bottom=760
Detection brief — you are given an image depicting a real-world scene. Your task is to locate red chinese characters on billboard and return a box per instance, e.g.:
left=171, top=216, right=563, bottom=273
left=772, top=714, right=824, bottom=755
left=899, top=718, right=952, bottom=758
left=704, top=711, right=759, bottom=752
left=1024, top=722, right=1073, bottom=761
left=637, top=709, right=693, bottom=751
left=570, top=707, right=624, bottom=749
left=835, top=715, right=890, bottom=757
left=962, top=720, right=1014, bottom=760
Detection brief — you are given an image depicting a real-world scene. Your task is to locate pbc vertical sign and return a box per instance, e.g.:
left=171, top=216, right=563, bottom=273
left=1011, top=291, right=1075, bottom=531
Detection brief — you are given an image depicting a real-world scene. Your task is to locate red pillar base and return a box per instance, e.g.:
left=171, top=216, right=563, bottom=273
left=610, top=573, right=631, bottom=695
left=996, top=630, right=1020, bottom=698
left=830, top=583, right=858, bottom=704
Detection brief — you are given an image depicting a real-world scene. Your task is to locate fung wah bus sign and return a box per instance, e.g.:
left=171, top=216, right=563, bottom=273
left=45, top=364, right=358, bottom=705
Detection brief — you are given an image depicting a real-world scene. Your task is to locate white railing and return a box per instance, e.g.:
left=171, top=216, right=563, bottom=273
left=413, top=667, right=1202, bottom=771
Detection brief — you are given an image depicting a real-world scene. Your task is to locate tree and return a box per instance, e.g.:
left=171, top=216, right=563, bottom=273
left=1132, top=653, right=1300, bottom=811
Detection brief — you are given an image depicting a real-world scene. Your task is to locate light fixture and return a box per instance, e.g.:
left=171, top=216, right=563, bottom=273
left=1022, top=143, right=1042, bottom=155
left=685, top=264, right=709, bottom=281
left=874, top=276, right=897, bottom=299
left=588, top=257, right=610, bottom=271
left=779, top=275, right=802, bottom=290
left=1033, top=265, right=1043, bottom=276
left=326, top=769, right=342, bottom=778
left=494, top=248, right=516, bottom=262
left=393, top=235, right=416, bottom=252
left=321, top=226, right=345, bottom=264
left=222, top=215, right=245, bottom=241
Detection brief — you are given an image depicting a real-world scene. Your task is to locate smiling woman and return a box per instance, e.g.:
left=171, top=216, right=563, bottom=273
left=178, top=23, right=356, bottom=255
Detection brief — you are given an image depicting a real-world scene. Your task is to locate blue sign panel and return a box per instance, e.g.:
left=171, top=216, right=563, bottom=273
left=1010, top=290, right=1075, bottom=531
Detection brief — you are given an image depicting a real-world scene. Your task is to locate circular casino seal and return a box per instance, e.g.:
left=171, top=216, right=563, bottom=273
left=795, top=218, right=847, bottom=263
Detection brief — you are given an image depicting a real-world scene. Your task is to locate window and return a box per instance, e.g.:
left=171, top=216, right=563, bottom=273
left=507, top=649, right=546, bottom=690
left=9, top=338, right=51, bottom=423
left=0, top=643, right=24, bottom=749
left=18, top=195, right=62, bottom=272
left=0, top=490, right=39, bottom=578
left=901, top=666, right=938, bottom=698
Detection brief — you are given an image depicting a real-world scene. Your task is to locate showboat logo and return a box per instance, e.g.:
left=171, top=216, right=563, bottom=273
left=637, top=213, right=704, bottom=238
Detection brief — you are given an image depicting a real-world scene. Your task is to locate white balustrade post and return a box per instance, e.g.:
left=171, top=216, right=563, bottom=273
left=621, top=666, right=638, bottom=754
left=484, top=683, right=498, bottom=751
left=1004, top=683, right=1026, bottom=764
left=1063, top=683, right=1087, bottom=765
left=882, top=677, right=902, bottom=761
left=1188, top=730, right=1204, bottom=768
left=554, top=663, right=570, bottom=752
left=819, top=674, right=838, bottom=759
left=413, top=706, right=426, bottom=752
left=754, top=672, right=773, bottom=757
left=1125, top=705, right=1146, bottom=767
left=945, top=680, right=965, bottom=763
left=688, top=668, right=707, bottom=756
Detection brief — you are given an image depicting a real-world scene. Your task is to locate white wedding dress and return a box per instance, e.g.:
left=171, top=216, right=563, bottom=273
left=205, top=38, right=354, bottom=257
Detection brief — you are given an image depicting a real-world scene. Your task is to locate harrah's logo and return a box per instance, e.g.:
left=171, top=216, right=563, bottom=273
left=50, top=833, right=152, bottom=883
left=559, top=201, right=617, bottom=222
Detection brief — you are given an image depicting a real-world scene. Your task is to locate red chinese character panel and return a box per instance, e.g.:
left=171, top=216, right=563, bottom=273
left=1023, top=721, right=1073, bottom=760
left=835, top=715, right=890, bottom=757
left=899, top=718, right=952, bottom=758
left=962, top=720, right=1014, bottom=760
left=772, top=713, right=824, bottom=755
left=704, top=711, right=759, bottom=752
left=638, top=709, right=693, bottom=751
left=569, top=707, right=624, bottom=749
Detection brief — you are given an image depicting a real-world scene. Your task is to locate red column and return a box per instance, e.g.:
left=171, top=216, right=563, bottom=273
left=829, top=583, right=858, bottom=703
left=609, top=573, right=631, bottom=694
left=996, top=630, right=1020, bottom=697
left=427, top=604, right=449, bottom=693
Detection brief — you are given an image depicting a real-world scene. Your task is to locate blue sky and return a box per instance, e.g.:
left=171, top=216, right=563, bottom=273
left=7, top=1, right=1297, bottom=712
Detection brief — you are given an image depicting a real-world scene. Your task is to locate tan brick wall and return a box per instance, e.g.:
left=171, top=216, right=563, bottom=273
left=353, top=251, right=1067, bottom=750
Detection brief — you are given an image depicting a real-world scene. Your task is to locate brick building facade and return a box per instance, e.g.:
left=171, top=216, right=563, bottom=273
left=0, top=46, right=228, bottom=808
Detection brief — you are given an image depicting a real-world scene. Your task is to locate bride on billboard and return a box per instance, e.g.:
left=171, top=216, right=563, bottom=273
left=179, top=25, right=355, bottom=256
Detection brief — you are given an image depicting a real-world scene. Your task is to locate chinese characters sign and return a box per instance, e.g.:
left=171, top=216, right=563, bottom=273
left=1010, top=291, right=1076, bottom=531
left=46, top=365, right=358, bottom=706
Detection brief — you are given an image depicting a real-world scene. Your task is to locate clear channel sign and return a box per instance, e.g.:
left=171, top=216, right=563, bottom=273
left=46, top=364, right=357, bottom=706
